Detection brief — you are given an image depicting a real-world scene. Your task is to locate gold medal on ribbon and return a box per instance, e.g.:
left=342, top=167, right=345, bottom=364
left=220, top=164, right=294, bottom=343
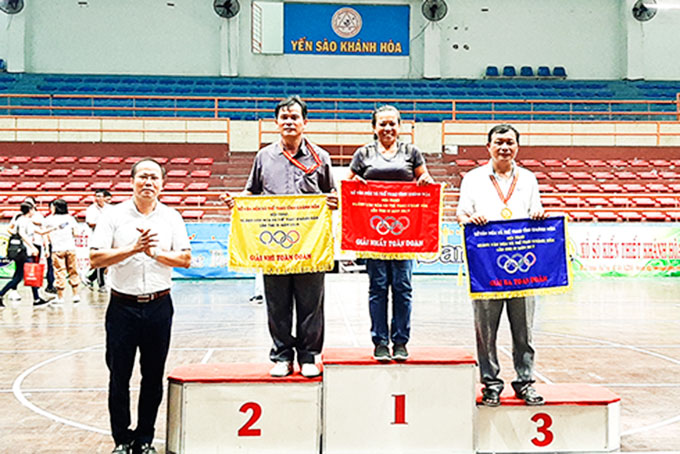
left=490, top=173, right=518, bottom=220
left=501, top=207, right=513, bottom=219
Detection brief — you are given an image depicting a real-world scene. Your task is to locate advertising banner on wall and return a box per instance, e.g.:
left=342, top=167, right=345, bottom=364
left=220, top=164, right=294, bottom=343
left=568, top=222, right=680, bottom=277
left=284, top=3, right=410, bottom=56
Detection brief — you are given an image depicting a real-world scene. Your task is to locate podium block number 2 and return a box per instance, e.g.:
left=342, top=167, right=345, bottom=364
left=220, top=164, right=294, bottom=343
left=530, top=412, right=554, bottom=447
left=238, top=402, right=262, bottom=437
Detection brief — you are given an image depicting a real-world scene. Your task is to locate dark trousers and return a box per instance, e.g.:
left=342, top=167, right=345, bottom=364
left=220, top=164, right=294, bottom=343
left=366, top=259, right=413, bottom=346
left=0, top=255, right=40, bottom=300
left=105, top=293, right=173, bottom=446
left=88, top=267, right=106, bottom=287
left=473, top=296, right=536, bottom=394
left=263, top=272, right=325, bottom=365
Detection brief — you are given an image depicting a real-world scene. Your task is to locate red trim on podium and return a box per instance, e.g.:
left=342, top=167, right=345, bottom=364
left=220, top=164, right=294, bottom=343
left=322, top=347, right=476, bottom=366
left=168, top=363, right=323, bottom=384
left=475, top=383, right=621, bottom=406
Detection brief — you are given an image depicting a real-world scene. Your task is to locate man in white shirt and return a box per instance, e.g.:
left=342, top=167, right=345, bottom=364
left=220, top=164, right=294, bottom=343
left=90, top=159, right=191, bottom=454
left=457, top=124, right=547, bottom=408
left=85, top=189, right=111, bottom=291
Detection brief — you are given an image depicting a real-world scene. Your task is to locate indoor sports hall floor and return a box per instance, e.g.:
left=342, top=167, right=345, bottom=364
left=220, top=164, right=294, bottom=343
left=1, top=274, right=679, bottom=453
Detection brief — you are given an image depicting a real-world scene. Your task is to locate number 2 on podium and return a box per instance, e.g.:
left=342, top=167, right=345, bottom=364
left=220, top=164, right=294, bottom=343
left=238, top=402, right=262, bottom=437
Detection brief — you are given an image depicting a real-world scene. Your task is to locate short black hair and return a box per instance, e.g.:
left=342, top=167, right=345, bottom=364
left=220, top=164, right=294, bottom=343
left=53, top=198, right=68, bottom=215
left=20, top=202, right=32, bottom=215
left=275, top=95, right=308, bottom=120
left=371, top=105, right=401, bottom=128
left=487, top=124, right=520, bottom=144
left=131, top=158, right=166, bottom=179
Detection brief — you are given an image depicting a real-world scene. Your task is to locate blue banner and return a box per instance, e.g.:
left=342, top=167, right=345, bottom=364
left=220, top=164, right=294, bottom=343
left=462, top=217, right=571, bottom=299
left=284, top=4, right=410, bottom=56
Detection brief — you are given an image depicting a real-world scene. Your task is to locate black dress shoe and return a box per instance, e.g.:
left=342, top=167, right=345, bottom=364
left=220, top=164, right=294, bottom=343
left=515, top=385, right=545, bottom=406
left=481, top=387, right=501, bottom=407
left=111, top=443, right=132, bottom=454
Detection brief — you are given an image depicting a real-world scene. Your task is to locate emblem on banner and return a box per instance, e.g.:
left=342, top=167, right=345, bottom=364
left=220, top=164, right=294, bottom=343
left=370, top=215, right=410, bottom=236
left=497, top=252, right=537, bottom=274
left=259, top=230, right=301, bottom=249
left=332, top=7, right=362, bottom=38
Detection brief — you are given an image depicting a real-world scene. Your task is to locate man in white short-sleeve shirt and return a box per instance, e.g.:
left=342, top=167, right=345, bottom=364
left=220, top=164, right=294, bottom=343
left=457, top=124, right=546, bottom=408
left=85, top=189, right=111, bottom=291
left=90, top=158, right=191, bottom=454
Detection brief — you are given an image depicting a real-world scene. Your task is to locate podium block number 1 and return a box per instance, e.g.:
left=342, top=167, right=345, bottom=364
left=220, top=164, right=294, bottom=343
left=238, top=402, right=262, bottom=437
left=392, top=394, right=407, bottom=425
left=530, top=412, right=554, bottom=447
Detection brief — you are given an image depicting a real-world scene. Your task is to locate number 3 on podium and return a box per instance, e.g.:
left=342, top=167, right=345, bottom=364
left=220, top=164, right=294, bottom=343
left=531, top=412, right=554, bottom=447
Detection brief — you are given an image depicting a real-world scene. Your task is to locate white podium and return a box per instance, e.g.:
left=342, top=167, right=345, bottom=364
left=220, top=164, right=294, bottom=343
left=475, top=383, right=620, bottom=453
left=322, top=347, right=477, bottom=454
left=166, top=363, right=322, bottom=454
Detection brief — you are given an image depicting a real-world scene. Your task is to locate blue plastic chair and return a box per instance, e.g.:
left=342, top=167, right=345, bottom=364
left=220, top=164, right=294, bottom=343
left=537, top=66, right=551, bottom=77
left=553, top=66, right=567, bottom=78
left=520, top=66, right=534, bottom=77
left=502, top=66, right=517, bottom=77
left=485, top=66, right=499, bottom=77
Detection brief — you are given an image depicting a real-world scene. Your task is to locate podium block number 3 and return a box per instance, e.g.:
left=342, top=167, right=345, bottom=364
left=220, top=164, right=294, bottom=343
left=530, top=412, right=554, bottom=447
left=392, top=394, right=407, bottom=425
left=238, top=402, right=262, bottom=437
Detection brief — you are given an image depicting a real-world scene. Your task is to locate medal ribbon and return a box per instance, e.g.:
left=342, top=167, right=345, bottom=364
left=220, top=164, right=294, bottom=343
left=489, top=173, right=518, bottom=206
left=281, top=139, right=322, bottom=175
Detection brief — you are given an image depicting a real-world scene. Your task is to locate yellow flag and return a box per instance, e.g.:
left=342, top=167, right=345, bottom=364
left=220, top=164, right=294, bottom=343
left=228, top=194, right=334, bottom=274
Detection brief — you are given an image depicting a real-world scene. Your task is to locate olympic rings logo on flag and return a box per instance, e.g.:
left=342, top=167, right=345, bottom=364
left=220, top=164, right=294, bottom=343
left=496, top=252, right=537, bottom=274
left=259, top=230, right=300, bottom=249
left=369, top=215, right=410, bottom=236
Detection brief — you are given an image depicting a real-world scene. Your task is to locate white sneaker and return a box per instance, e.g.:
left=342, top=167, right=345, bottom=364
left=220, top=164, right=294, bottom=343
left=300, top=363, right=321, bottom=378
left=42, top=291, right=57, bottom=301
left=7, top=290, right=20, bottom=300
left=72, top=294, right=81, bottom=303
left=269, top=361, right=293, bottom=377
left=52, top=298, right=65, bottom=305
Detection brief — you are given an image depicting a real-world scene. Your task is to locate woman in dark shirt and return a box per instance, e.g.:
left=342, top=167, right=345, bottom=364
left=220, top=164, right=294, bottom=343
left=347, top=105, right=434, bottom=361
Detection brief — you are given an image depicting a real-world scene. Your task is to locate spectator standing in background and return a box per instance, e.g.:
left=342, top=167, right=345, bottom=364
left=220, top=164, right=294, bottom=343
left=44, top=199, right=81, bottom=304
left=85, top=189, right=111, bottom=291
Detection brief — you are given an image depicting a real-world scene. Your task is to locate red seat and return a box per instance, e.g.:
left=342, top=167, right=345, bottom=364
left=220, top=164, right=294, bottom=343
left=562, top=197, right=583, bottom=207
left=111, top=195, right=128, bottom=203
left=622, top=183, right=647, bottom=193
left=614, top=171, right=637, bottom=180
left=569, top=172, right=591, bottom=180
left=0, top=195, right=8, bottom=203
left=541, top=159, right=562, bottom=167
left=631, top=197, right=657, bottom=207
left=594, top=211, right=619, bottom=222
left=160, top=195, right=183, bottom=204
left=7, top=195, right=25, bottom=203
left=91, top=181, right=113, bottom=190
left=186, top=182, right=210, bottom=191
left=584, top=159, right=606, bottom=167
left=519, top=159, right=541, bottom=168
left=96, top=169, right=118, bottom=178
left=0, top=181, right=16, bottom=190
left=47, top=168, right=70, bottom=177
left=190, top=170, right=211, bottom=178
left=569, top=212, right=595, bottom=222
left=31, top=156, right=54, bottom=164
left=113, top=182, right=133, bottom=191
left=538, top=184, right=555, bottom=193
left=62, top=195, right=83, bottom=203
left=476, top=159, right=488, bottom=166
left=610, top=197, right=630, bottom=207
left=1, top=210, right=20, bottom=219
left=72, top=169, right=95, bottom=177
left=81, top=195, right=95, bottom=204
left=55, top=156, right=77, bottom=164
left=643, top=211, right=668, bottom=222
left=563, top=159, right=585, bottom=167
left=41, top=181, right=65, bottom=190
left=620, top=212, right=643, bottom=222
left=0, top=168, right=22, bottom=177
left=36, top=195, right=57, bottom=204
left=454, top=159, right=477, bottom=167
left=125, top=157, right=142, bottom=164
left=16, top=181, right=41, bottom=190
left=181, top=210, right=204, bottom=219
left=8, top=156, right=30, bottom=164
left=667, top=212, right=680, bottom=221
left=170, top=157, right=191, bottom=165
left=656, top=197, right=677, bottom=207
left=24, top=169, right=47, bottom=177
left=593, top=172, right=614, bottom=180
left=548, top=171, right=570, bottom=180
left=79, top=156, right=101, bottom=164
left=64, top=181, right=90, bottom=190
left=585, top=197, right=610, bottom=207
left=194, top=157, right=214, bottom=165
left=184, top=196, right=207, bottom=205
left=650, top=159, right=671, bottom=167
left=606, top=159, right=627, bottom=167
left=670, top=183, right=680, bottom=192
left=638, top=171, right=658, bottom=180
left=628, top=159, right=649, bottom=167
left=578, top=183, right=601, bottom=192
left=555, top=183, right=578, bottom=192
left=646, top=183, right=669, bottom=192
left=541, top=197, right=563, bottom=207
left=165, top=182, right=186, bottom=191
left=167, top=169, right=189, bottom=178
left=659, top=171, right=678, bottom=179
left=101, top=156, right=124, bottom=164
left=119, top=169, right=132, bottom=178
left=533, top=171, right=548, bottom=181
left=153, top=157, right=169, bottom=165
left=0, top=156, right=7, bottom=163
left=601, top=183, right=623, bottom=192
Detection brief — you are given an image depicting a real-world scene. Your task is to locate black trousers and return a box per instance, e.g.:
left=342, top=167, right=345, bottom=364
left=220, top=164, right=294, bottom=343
left=105, top=293, right=173, bottom=446
left=263, top=272, right=325, bottom=365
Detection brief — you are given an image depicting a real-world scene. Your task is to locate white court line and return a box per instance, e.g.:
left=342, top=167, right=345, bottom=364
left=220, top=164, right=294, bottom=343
left=11, top=343, right=164, bottom=444
left=201, top=349, right=214, bottom=364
